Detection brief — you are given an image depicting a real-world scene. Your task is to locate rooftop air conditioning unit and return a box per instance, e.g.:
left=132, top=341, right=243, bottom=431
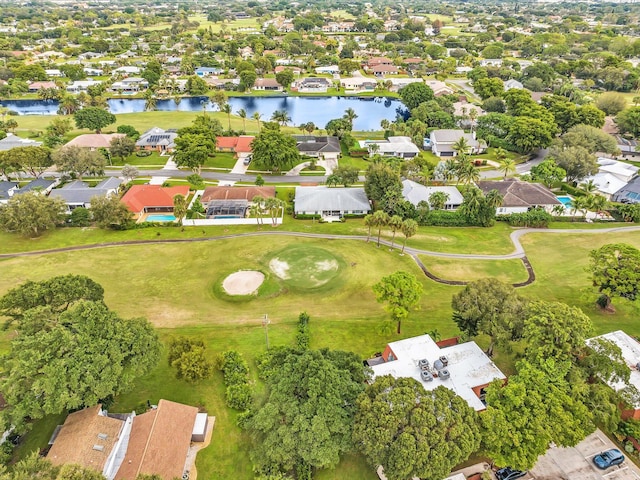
left=433, top=359, right=444, bottom=371
left=419, top=359, right=430, bottom=371
left=439, top=369, right=450, bottom=380
left=420, top=370, right=433, bottom=382
left=439, top=355, right=449, bottom=367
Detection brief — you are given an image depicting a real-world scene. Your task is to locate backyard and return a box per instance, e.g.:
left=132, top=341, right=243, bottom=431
left=1, top=225, right=640, bottom=478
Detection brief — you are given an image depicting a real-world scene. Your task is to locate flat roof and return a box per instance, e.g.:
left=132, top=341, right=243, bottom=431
left=587, top=330, right=640, bottom=407
left=370, top=335, right=506, bottom=411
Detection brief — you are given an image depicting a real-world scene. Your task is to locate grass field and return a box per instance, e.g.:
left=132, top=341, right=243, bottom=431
left=3, top=225, right=640, bottom=479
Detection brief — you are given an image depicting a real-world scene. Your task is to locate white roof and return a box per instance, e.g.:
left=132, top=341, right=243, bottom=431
left=401, top=179, right=464, bottom=206
left=597, top=157, right=639, bottom=180
left=587, top=331, right=640, bottom=407
left=192, top=413, right=208, bottom=435
left=580, top=173, right=627, bottom=196
left=294, top=186, right=370, bottom=213
left=361, top=137, right=420, bottom=155
left=370, top=334, right=506, bottom=411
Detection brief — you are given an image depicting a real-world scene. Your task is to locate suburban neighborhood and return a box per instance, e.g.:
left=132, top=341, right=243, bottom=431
left=0, top=0, right=640, bottom=480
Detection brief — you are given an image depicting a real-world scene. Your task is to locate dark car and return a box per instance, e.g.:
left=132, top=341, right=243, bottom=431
left=593, top=449, right=624, bottom=469
left=496, top=467, right=527, bottom=480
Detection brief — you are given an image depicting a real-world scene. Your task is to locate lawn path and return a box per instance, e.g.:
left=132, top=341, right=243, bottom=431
left=1, top=225, right=639, bottom=286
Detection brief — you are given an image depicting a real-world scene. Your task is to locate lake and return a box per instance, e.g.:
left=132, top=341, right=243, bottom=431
left=0, top=96, right=407, bottom=131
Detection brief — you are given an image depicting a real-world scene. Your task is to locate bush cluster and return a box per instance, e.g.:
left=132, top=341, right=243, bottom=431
left=496, top=209, right=553, bottom=228
left=419, top=210, right=471, bottom=227
left=296, top=312, right=311, bottom=350
left=220, top=350, right=253, bottom=410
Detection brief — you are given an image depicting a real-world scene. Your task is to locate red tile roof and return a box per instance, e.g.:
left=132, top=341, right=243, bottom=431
left=235, top=136, right=254, bottom=153
left=216, top=136, right=255, bottom=153
left=120, top=185, right=189, bottom=213
left=216, top=136, right=239, bottom=149
left=114, top=400, right=198, bottom=480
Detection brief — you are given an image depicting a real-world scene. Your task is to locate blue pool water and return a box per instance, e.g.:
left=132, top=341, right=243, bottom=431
left=146, top=214, right=176, bottom=222
left=557, top=196, right=572, bottom=208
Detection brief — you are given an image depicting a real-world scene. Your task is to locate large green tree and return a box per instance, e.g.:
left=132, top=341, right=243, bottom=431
left=398, top=82, right=435, bottom=110
left=481, top=359, right=594, bottom=471
left=52, top=146, right=105, bottom=179
left=173, top=133, right=215, bottom=174
left=556, top=124, right=619, bottom=155
left=452, top=279, right=527, bottom=356
left=90, top=194, right=133, bottom=229
left=353, top=376, right=480, bottom=480
left=589, top=243, right=640, bottom=307
left=364, top=163, right=402, bottom=207
left=0, top=192, right=66, bottom=237
left=372, top=271, right=423, bottom=334
left=529, top=159, right=567, bottom=188
left=506, top=116, right=555, bottom=154
left=1, top=146, right=52, bottom=178
left=109, top=136, right=136, bottom=162
left=246, top=348, right=367, bottom=478
left=73, top=107, right=116, bottom=133
left=251, top=122, right=300, bottom=173
left=0, top=278, right=159, bottom=431
left=549, top=145, right=598, bottom=182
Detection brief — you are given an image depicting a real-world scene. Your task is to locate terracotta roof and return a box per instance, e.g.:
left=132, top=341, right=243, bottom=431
left=47, top=405, right=124, bottom=472
left=29, top=81, right=57, bottom=90
left=370, top=65, right=399, bottom=73
left=216, top=136, right=254, bottom=152
left=114, top=400, right=198, bottom=480
left=477, top=179, right=561, bottom=208
left=65, top=134, right=125, bottom=149
left=201, top=186, right=275, bottom=203
left=216, top=136, right=239, bottom=149
left=120, top=185, right=190, bottom=213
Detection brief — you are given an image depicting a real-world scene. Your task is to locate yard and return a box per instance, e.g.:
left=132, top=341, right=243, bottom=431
left=1, top=225, right=640, bottom=479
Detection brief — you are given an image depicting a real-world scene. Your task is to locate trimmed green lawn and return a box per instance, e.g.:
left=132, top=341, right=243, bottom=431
left=203, top=152, right=238, bottom=169
left=110, top=151, right=167, bottom=167
left=419, top=256, right=529, bottom=284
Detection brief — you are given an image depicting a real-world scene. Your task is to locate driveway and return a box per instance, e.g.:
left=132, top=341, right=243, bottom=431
left=230, top=156, right=250, bottom=174
left=530, top=430, right=640, bottom=480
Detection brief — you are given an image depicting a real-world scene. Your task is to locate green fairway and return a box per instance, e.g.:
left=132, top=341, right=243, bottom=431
left=419, top=256, right=529, bottom=284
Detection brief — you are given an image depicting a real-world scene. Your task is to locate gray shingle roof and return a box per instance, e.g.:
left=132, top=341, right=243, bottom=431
left=49, top=178, right=122, bottom=205
left=401, top=179, right=463, bottom=206
left=294, top=136, right=341, bottom=154
left=294, top=187, right=370, bottom=213
left=477, top=179, right=561, bottom=208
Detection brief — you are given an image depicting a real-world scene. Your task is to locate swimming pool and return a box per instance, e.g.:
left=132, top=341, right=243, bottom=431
left=557, top=195, right=572, bottom=208
left=145, top=214, right=176, bottom=222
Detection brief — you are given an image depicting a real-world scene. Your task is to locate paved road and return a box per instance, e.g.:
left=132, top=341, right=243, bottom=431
left=479, top=148, right=549, bottom=179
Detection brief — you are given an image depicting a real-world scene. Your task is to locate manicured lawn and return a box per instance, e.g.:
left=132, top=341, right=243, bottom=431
left=203, top=152, right=238, bottom=169
left=110, top=151, right=167, bottom=167
left=418, top=256, right=529, bottom=284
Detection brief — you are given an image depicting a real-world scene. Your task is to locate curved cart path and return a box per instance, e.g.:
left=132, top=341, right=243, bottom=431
left=1, top=226, right=639, bottom=287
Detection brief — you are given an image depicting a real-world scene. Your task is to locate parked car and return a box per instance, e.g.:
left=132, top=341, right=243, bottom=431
left=243, top=155, right=252, bottom=166
left=593, top=449, right=624, bottom=469
left=496, top=467, right=527, bottom=480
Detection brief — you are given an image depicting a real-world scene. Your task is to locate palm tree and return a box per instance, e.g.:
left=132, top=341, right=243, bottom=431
left=172, top=194, right=188, bottom=221
left=498, top=157, right=516, bottom=180
left=400, top=219, right=418, bottom=254
left=380, top=119, right=391, bottom=131
left=484, top=189, right=504, bottom=210
left=580, top=180, right=598, bottom=194
left=265, top=197, right=285, bottom=226
left=251, top=195, right=265, bottom=225
left=388, top=215, right=403, bottom=248
left=571, top=195, right=589, bottom=220
left=364, top=214, right=374, bottom=242
left=368, top=143, right=380, bottom=157
left=253, top=112, right=262, bottom=132
left=343, top=107, right=358, bottom=128
left=372, top=210, right=390, bottom=247
left=144, top=90, right=157, bottom=111
left=457, top=159, right=480, bottom=185
left=428, top=191, right=450, bottom=210
left=249, top=203, right=262, bottom=225
left=461, top=187, right=483, bottom=219
left=468, top=108, right=478, bottom=131
left=587, top=193, right=608, bottom=219
left=237, top=108, right=247, bottom=132
left=452, top=136, right=470, bottom=159
left=221, top=103, right=232, bottom=131
left=304, top=122, right=316, bottom=134
left=271, top=110, right=291, bottom=126
left=443, top=159, right=458, bottom=184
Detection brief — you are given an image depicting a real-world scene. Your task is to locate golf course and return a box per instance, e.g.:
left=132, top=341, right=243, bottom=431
left=1, top=222, right=640, bottom=479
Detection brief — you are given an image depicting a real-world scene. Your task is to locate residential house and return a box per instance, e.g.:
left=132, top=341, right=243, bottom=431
left=504, top=79, right=524, bottom=90
left=45, top=69, right=63, bottom=77
left=200, top=186, right=275, bottom=219
left=0, top=181, right=19, bottom=204
left=239, top=46, right=253, bottom=59
left=429, top=130, right=485, bottom=157
left=479, top=59, right=503, bottom=67
left=293, top=77, right=332, bottom=93
left=614, top=135, right=640, bottom=157
left=362, top=137, right=420, bottom=159
left=121, top=185, right=190, bottom=220
left=66, top=79, right=102, bottom=93
left=254, top=78, right=282, bottom=91
left=366, top=57, right=393, bottom=67
left=387, top=77, right=423, bottom=92
left=477, top=179, right=562, bottom=214
left=586, top=331, right=640, bottom=420
left=83, top=67, right=104, bottom=76
left=366, top=334, right=506, bottom=412
left=370, top=64, right=399, bottom=77
left=195, top=67, right=223, bottom=77
left=110, top=77, right=149, bottom=93
left=294, top=186, right=371, bottom=218
left=425, top=80, right=454, bottom=96
left=340, top=77, right=377, bottom=92
left=613, top=176, right=640, bottom=204
left=136, top=127, right=178, bottom=153
left=47, top=399, right=208, bottom=480
left=112, top=65, right=141, bottom=76
left=314, top=65, right=340, bottom=75
left=27, top=81, right=58, bottom=93
left=49, top=177, right=122, bottom=212
left=16, top=178, right=59, bottom=195
left=294, top=136, right=341, bottom=160
left=274, top=66, right=301, bottom=75
left=401, top=179, right=464, bottom=210
left=65, top=134, right=125, bottom=150
left=580, top=158, right=639, bottom=200
left=215, top=136, right=254, bottom=159
left=0, top=133, right=42, bottom=151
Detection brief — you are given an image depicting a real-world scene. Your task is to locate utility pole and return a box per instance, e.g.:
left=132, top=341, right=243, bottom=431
left=262, top=314, right=270, bottom=350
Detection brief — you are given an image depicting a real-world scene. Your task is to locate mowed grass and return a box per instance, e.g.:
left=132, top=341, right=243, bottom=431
left=419, top=256, right=530, bottom=284
left=268, top=245, right=344, bottom=289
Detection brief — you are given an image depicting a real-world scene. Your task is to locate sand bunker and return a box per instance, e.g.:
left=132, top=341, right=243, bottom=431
left=222, top=271, right=265, bottom=295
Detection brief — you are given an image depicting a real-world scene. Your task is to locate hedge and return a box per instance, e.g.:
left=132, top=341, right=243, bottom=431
left=419, top=210, right=471, bottom=227
left=219, top=350, right=253, bottom=411
left=496, top=209, right=553, bottom=228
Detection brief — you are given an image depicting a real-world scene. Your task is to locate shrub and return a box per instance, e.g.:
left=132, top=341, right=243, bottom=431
left=497, top=209, right=553, bottom=228
left=135, top=150, right=152, bottom=157
left=225, top=383, right=253, bottom=410
left=419, top=210, right=470, bottom=227
left=295, top=312, right=311, bottom=350
left=167, top=337, right=213, bottom=382
left=69, top=207, right=91, bottom=227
